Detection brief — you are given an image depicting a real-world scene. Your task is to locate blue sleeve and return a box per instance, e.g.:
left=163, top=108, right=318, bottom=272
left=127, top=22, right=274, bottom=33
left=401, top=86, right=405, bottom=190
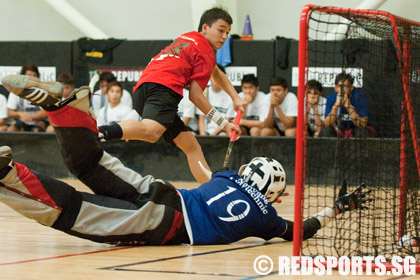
left=255, top=215, right=288, bottom=241
left=353, top=90, right=368, bottom=117
left=324, top=92, right=337, bottom=117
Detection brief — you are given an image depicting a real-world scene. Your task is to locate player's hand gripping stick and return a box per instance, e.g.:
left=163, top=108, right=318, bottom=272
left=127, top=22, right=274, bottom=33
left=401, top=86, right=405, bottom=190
left=223, top=110, right=242, bottom=168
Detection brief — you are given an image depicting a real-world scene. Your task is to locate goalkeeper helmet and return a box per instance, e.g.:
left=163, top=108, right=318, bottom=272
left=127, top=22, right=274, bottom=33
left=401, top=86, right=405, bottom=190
left=238, top=157, right=286, bottom=203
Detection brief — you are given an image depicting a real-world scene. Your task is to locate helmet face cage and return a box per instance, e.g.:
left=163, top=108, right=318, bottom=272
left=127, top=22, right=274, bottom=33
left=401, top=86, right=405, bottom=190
left=238, top=157, right=286, bottom=203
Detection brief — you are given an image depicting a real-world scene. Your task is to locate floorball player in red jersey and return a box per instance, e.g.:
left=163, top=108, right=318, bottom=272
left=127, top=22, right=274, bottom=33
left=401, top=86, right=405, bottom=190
left=98, top=7, right=246, bottom=184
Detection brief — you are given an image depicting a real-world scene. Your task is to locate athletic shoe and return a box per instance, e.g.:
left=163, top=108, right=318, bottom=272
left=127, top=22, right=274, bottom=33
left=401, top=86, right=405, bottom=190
left=62, top=86, right=94, bottom=116
left=20, top=87, right=61, bottom=107
left=1, top=75, right=63, bottom=106
left=0, top=146, right=14, bottom=180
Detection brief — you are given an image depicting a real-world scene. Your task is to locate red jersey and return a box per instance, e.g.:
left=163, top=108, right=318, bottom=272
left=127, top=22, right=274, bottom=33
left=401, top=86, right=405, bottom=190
left=133, top=31, right=215, bottom=96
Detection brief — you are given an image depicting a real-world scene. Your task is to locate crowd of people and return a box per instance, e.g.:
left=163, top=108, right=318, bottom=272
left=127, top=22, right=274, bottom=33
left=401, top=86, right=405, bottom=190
left=0, top=63, right=374, bottom=141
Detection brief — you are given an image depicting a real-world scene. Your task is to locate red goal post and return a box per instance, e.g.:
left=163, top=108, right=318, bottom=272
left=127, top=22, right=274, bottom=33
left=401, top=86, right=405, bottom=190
left=293, top=4, right=420, bottom=271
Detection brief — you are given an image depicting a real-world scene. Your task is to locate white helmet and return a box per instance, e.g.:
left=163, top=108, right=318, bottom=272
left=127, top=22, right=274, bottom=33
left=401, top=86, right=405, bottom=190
left=238, top=157, right=286, bottom=203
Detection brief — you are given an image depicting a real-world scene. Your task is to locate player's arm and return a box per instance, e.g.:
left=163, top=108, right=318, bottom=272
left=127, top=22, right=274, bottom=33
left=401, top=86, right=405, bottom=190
left=211, top=66, right=245, bottom=113
left=210, top=117, right=232, bottom=136
left=198, top=114, right=206, bottom=135
left=280, top=183, right=371, bottom=241
left=189, top=80, right=240, bottom=139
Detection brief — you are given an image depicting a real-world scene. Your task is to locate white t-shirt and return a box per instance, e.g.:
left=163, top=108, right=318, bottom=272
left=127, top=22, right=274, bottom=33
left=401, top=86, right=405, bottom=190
left=92, top=89, right=133, bottom=116
left=96, top=103, right=138, bottom=127
left=178, top=89, right=198, bottom=132
left=7, top=93, right=43, bottom=125
left=239, top=91, right=268, bottom=121
left=0, top=94, right=7, bottom=119
left=264, top=92, right=298, bottom=132
left=307, top=96, right=326, bottom=133
left=198, top=87, right=235, bottom=134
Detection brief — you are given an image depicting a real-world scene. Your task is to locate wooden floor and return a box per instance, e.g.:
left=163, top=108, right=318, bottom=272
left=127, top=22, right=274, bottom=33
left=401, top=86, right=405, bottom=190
left=0, top=180, right=418, bottom=280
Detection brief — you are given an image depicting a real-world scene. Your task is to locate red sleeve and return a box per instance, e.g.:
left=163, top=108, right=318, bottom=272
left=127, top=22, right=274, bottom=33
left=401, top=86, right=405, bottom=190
left=189, top=44, right=215, bottom=91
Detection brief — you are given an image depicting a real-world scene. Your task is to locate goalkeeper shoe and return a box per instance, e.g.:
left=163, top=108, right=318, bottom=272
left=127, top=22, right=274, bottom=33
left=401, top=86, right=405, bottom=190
left=0, top=146, right=14, bottom=181
left=2, top=75, right=63, bottom=107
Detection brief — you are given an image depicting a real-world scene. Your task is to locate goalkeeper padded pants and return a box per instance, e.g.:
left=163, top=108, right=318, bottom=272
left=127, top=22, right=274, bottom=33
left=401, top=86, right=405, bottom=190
left=0, top=105, right=189, bottom=245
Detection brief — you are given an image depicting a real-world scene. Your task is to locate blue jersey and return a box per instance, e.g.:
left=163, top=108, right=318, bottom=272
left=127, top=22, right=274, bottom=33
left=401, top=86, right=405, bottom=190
left=324, top=89, right=369, bottom=129
left=178, top=171, right=288, bottom=245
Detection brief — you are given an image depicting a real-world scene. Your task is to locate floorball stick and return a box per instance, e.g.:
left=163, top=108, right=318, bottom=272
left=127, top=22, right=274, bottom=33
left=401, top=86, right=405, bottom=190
left=223, top=110, right=242, bottom=168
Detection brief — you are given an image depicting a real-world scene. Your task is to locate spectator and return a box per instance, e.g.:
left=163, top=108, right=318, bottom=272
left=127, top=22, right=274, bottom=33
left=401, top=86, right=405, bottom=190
left=261, top=77, right=298, bottom=137
left=306, top=80, right=326, bottom=137
left=238, top=74, right=268, bottom=136
left=319, top=72, right=374, bottom=138
left=57, top=73, right=75, bottom=99
left=0, top=93, right=7, bottom=131
left=6, top=63, right=49, bottom=132
left=198, top=66, right=235, bottom=136
left=178, top=88, right=199, bottom=134
left=91, top=72, right=133, bottom=116
left=46, top=73, right=76, bottom=133
left=96, top=81, right=140, bottom=127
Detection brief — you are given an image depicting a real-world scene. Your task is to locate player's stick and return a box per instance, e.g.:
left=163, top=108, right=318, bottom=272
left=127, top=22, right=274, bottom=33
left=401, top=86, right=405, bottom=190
left=198, top=160, right=212, bottom=180
left=223, top=110, right=242, bottom=168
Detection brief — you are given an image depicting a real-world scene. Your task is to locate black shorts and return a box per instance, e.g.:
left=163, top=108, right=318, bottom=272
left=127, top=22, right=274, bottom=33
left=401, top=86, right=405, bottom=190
left=133, top=82, right=189, bottom=144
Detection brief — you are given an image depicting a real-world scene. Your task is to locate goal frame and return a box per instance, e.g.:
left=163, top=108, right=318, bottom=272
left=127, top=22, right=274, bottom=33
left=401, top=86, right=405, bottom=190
left=293, top=4, right=420, bottom=271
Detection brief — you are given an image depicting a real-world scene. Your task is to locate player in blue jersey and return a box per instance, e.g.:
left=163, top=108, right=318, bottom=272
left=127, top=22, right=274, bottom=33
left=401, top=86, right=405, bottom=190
left=0, top=76, right=371, bottom=245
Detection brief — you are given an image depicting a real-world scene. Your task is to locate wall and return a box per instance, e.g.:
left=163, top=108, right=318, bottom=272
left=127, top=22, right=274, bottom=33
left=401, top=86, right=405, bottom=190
left=0, top=0, right=418, bottom=41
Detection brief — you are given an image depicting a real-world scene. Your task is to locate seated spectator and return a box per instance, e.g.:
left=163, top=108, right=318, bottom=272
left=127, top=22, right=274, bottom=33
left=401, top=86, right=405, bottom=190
left=7, top=63, right=49, bottom=132
left=96, top=81, right=140, bottom=127
left=319, top=72, right=374, bottom=138
left=198, top=66, right=235, bottom=136
left=178, top=88, right=199, bottom=134
left=46, top=73, right=76, bottom=133
left=92, top=72, right=133, bottom=116
left=238, top=74, right=268, bottom=136
left=306, top=80, right=326, bottom=137
left=0, top=93, right=7, bottom=131
left=261, top=77, right=297, bottom=137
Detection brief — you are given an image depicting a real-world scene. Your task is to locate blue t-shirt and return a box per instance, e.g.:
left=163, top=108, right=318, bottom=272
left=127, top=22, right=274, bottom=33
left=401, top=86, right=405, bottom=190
left=178, top=171, right=288, bottom=245
left=324, top=89, right=369, bottom=129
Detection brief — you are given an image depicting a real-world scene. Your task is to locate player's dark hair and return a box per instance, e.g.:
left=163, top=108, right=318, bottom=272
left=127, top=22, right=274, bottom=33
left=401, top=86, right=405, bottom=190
left=57, top=73, right=75, bottom=86
left=20, top=63, right=40, bottom=78
left=241, top=74, right=259, bottom=87
left=270, top=77, right=288, bottom=89
left=99, top=72, right=116, bottom=83
left=106, top=81, right=123, bottom=93
left=307, top=79, right=322, bottom=92
left=198, top=7, right=233, bottom=32
left=335, top=72, right=354, bottom=85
